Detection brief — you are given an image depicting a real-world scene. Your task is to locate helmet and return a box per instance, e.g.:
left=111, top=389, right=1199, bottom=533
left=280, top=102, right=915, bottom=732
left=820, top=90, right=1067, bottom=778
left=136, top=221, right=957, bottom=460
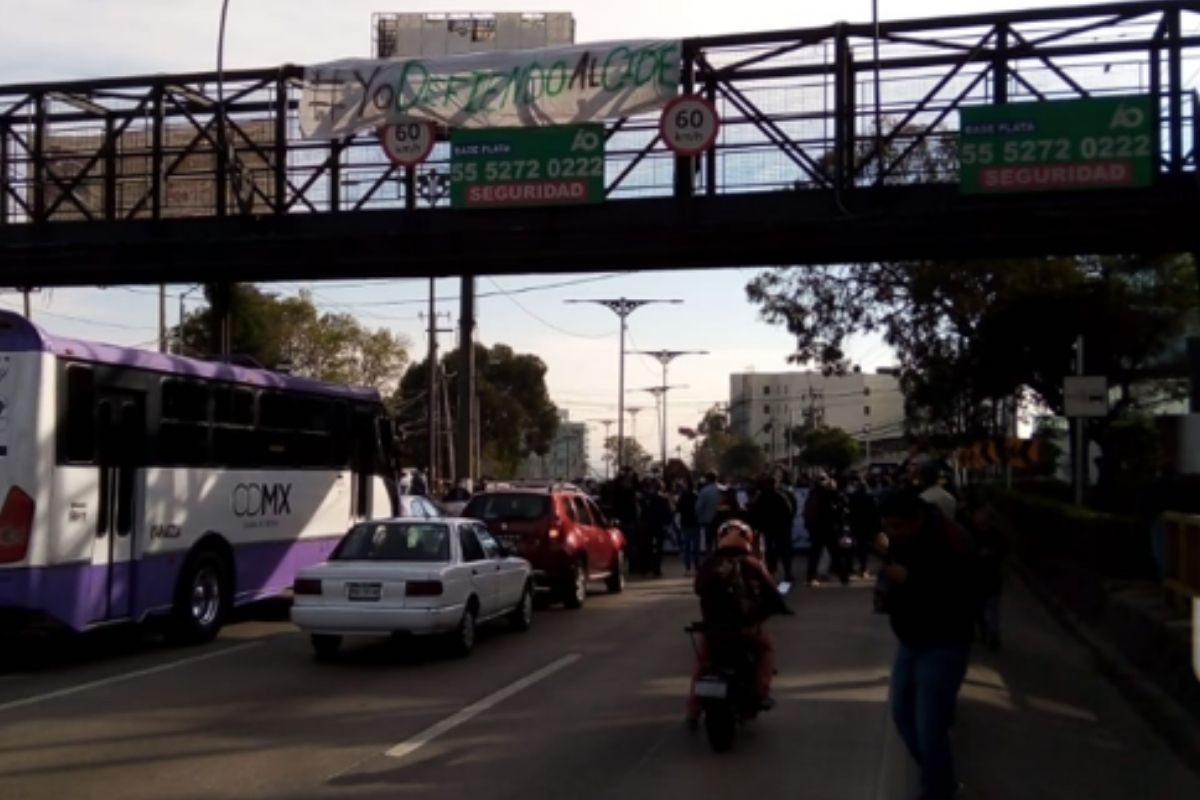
left=717, top=519, right=755, bottom=553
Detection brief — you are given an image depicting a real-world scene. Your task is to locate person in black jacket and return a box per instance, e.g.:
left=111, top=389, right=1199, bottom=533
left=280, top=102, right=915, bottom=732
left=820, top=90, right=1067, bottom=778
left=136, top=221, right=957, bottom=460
left=749, top=474, right=796, bottom=584
left=876, top=488, right=975, bottom=800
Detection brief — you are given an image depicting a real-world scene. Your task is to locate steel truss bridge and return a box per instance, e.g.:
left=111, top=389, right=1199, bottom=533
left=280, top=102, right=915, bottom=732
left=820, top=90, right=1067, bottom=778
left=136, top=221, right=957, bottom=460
left=1, top=0, right=1200, bottom=287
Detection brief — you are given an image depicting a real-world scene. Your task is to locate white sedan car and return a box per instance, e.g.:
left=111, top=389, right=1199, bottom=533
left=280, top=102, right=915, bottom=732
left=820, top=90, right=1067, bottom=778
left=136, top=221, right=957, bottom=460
left=291, top=517, right=533, bottom=658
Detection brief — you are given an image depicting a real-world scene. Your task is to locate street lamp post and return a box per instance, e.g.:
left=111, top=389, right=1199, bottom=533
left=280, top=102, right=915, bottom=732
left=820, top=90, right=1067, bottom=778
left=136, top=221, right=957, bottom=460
left=638, top=384, right=689, bottom=469
left=565, top=299, right=682, bottom=470
left=633, top=349, right=708, bottom=469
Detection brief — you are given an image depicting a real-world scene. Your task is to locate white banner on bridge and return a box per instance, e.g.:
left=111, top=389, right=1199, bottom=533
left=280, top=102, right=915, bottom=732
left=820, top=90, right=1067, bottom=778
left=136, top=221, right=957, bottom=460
left=300, top=40, right=681, bottom=139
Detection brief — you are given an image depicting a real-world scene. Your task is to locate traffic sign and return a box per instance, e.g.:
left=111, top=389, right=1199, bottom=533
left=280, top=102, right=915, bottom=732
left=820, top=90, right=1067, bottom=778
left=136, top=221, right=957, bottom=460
left=660, top=95, right=720, bottom=156
left=1064, top=376, right=1109, bottom=417
left=379, top=121, right=436, bottom=166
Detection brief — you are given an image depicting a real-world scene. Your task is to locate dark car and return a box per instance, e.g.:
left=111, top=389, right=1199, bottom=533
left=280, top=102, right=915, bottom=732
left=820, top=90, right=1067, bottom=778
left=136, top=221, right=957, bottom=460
left=462, top=484, right=626, bottom=609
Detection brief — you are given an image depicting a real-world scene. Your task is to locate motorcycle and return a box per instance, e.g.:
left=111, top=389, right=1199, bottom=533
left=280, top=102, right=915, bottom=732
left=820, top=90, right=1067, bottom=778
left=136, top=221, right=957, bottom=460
left=686, top=622, right=770, bottom=752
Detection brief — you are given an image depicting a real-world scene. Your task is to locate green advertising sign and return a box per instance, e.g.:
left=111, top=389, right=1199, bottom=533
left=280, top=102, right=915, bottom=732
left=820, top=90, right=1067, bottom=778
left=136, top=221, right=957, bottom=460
left=959, top=95, right=1154, bottom=194
left=450, top=124, right=605, bottom=208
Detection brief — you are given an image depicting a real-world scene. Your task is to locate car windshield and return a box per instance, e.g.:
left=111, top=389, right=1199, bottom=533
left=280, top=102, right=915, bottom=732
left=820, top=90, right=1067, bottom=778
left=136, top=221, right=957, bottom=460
left=463, top=493, right=551, bottom=521
left=331, top=522, right=451, bottom=562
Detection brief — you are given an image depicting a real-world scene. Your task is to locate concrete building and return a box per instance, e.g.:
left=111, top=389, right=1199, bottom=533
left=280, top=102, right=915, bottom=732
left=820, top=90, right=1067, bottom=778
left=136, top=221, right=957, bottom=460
left=516, top=410, right=589, bottom=480
left=373, top=11, right=575, bottom=57
left=729, top=370, right=906, bottom=464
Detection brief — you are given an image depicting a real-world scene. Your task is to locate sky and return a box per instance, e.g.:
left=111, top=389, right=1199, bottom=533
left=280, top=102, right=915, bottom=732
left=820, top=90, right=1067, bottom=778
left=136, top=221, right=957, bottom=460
left=0, top=0, right=1107, bottom=471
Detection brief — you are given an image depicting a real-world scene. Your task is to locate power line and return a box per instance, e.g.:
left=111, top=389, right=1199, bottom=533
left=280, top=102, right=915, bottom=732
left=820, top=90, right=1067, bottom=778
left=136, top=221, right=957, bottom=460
left=485, top=277, right=611, bottom=339
left=0, top=300, right=158, bottom=332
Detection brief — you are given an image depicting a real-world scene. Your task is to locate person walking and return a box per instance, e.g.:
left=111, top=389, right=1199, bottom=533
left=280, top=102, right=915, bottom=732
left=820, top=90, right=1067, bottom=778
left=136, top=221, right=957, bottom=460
left=750, top=474, right=796, bottom=585
left=676, top=477, right=702, bottom=577
left=638, top=478, right=674, bottom=577
left=804, top=474, right=848, bottom=586
left=875, top=488, right=976, bottom=800
left=847, top=477, right=880, bottom=579
left=695, top=471, right=721, bottom=554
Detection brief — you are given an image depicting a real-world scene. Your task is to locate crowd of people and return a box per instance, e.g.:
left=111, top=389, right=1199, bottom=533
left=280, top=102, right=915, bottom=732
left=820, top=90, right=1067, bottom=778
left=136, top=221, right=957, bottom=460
left=400, top=458, right=1006, bottom=799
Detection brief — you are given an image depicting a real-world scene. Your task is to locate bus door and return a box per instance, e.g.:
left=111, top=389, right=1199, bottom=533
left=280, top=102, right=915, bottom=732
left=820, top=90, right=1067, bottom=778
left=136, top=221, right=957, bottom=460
left=92, top=391, right=145, bottom=621
left=351, top=410, right=375, bottom=522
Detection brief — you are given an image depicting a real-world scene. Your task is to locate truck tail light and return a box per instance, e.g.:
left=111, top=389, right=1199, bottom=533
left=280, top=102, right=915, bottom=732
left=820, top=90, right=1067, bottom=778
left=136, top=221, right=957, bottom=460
left=293, top=578, right=323, bottom=596
left=0, top=486, right=35, bottom=565
left=406, top=580, right=443, bottom=597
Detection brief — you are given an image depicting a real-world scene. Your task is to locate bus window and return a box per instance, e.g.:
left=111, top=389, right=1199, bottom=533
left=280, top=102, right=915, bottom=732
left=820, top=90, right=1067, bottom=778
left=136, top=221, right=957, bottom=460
left=162, top=380, right=209, bottom=422
left=62, top=365, right=96, bottom=464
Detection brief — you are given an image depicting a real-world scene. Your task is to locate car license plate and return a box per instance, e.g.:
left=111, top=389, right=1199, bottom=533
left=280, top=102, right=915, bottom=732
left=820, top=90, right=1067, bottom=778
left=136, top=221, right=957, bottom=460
left=346, top=582, right=382, bottom=602
left=498, top=535, right=519, bottom=550
left=695, top=678, right=728, bottom=699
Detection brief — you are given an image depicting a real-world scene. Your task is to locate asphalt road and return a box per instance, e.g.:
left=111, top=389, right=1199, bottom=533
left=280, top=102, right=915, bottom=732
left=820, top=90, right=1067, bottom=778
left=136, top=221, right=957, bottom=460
left=0, top=566, right=1197, bottom=800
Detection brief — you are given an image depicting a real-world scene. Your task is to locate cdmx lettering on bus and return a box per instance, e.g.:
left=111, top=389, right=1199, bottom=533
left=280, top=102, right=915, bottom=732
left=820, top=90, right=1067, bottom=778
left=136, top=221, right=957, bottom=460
left=232, top=483, right=293, bottom=518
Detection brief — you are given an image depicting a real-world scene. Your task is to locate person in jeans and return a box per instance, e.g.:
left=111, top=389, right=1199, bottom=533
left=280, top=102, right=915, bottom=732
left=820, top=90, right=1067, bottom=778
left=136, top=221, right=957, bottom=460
left=876, top=488, right=975, bottom=800
left=694, top=471, right=721, bottom=553
left=676, top=477, right=702, bottom=576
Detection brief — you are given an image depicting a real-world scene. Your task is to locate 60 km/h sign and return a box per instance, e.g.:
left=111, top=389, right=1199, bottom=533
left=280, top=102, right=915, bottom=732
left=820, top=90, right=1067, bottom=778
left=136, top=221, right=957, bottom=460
left=660, top=95, right=720, bottom=156
left=379, top=121, right=436, bottom=166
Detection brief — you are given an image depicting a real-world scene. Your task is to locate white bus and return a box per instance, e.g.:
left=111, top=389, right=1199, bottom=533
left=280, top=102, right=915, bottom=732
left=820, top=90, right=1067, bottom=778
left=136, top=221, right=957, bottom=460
left=0, top=310, right=399, bottom=641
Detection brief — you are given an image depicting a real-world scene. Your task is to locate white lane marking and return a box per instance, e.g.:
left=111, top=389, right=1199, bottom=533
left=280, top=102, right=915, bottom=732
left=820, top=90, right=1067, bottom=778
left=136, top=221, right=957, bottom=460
left=0, top=641, right=262, bottom=715
left=385, top=653, right=582, bottom=761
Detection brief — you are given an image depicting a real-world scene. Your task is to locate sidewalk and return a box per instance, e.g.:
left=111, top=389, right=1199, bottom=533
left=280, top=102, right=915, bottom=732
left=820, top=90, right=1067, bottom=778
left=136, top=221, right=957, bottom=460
left=950, top=574, right=1200, bottom=800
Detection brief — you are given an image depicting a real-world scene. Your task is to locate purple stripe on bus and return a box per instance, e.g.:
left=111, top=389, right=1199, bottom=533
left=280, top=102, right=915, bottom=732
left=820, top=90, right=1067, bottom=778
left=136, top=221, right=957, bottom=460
left=0, top=535, right=343, bottom=632
left=0, top=310, right=379, bottom=402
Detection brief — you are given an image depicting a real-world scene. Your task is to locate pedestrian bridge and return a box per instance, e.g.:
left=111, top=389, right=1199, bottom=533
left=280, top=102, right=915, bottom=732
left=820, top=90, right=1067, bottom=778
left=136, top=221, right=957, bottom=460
left=1, top=0, right=1199, bottom=287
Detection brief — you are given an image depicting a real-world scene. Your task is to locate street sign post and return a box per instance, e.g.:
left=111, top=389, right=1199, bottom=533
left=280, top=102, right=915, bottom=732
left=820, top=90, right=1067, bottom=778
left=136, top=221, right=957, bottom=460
left=1064, top=375, right=1109, bottom=417
left=379, top=121, right=436, bottom=166
left=660, top=95, right=720, bottom=156
left=959, top=95, right=1154, bottom=194
left=449, top=124, right=605, bottom=208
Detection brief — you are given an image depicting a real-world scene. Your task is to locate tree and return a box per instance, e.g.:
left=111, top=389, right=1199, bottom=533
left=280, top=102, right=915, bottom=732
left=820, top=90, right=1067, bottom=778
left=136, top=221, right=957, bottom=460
left=178, top=285, right=409, bottom=393
left=720, top=439, right=766, bottom=479
left=798, top=426, right=861, bottom=473
left=603, top=436, right=653, bottom=474
left=395, top=343, right=560, bottom=478
left=690, top=405, right=737, bottom=474
left=756, top=124, right=1200, bottom=453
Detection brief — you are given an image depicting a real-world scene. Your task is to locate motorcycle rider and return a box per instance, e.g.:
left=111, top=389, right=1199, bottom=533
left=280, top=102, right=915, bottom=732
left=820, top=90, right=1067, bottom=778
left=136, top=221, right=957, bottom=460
left=686, top=519, right=790, bottom=727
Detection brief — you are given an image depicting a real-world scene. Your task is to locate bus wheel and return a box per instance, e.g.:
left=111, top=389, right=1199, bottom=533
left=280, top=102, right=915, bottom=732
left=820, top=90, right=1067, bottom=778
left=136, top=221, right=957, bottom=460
left=169, top=550, right=230, bottom=645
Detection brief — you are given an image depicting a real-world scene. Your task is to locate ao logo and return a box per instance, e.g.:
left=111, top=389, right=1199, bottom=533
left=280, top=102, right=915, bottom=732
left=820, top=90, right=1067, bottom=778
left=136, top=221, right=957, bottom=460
left=1110, top=104, right=1144, bottom=130
left=233, top=483, right=293, bottom=517
left=570, top=128, right=601, bottom=152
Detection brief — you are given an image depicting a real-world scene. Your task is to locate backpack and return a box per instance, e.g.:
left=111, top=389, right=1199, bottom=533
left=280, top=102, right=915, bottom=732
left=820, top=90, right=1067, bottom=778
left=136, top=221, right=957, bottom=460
left=702, top=554, right=760, bottom=628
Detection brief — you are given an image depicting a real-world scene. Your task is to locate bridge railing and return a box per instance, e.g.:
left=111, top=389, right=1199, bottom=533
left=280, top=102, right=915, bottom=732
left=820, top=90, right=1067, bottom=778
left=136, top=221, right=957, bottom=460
left=1, top=0, right=1198, bottom=225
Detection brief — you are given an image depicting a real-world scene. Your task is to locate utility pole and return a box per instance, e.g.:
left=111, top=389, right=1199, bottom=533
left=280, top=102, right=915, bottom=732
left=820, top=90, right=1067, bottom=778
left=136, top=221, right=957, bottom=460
left=633, top=349, right=707, bottom=471
left=158, top=285, right=168, bottom=353
left=22, top=289, right=31, bottom=319
left=421, top=287, right=452, bottom=488
left=456, top=274, right=476, bottom=490
left=638, top=384, right=688, bottom=468
left=565, top=298, right=682, bottom=470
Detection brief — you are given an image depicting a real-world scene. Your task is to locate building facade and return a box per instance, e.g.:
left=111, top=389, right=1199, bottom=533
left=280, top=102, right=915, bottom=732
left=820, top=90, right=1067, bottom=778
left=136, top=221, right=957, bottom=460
left=515, top=410, right=589, bottom=481
left=373, top=12, right=575, bottom=58
left=729, top=370, right=906, bottom=464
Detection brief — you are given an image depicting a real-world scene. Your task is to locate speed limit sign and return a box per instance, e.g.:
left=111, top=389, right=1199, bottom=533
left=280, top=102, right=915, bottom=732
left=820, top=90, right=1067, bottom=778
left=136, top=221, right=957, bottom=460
left=379, top=121, right=436, bottom=166
left=660, top=95, right=720, bottom=156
